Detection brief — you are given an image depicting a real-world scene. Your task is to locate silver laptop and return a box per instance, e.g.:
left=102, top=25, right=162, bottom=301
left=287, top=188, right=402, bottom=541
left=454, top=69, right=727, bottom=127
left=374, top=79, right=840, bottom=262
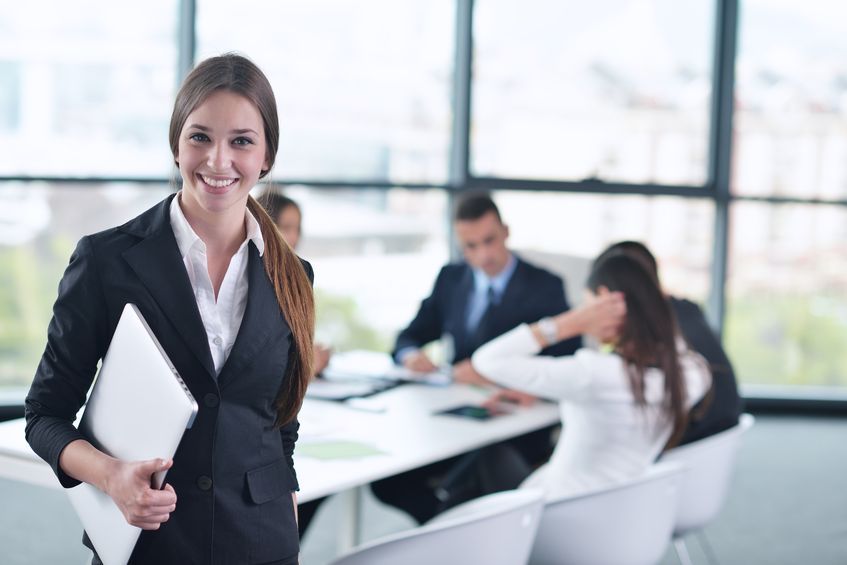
left=67, top=303, right=198, bottom=565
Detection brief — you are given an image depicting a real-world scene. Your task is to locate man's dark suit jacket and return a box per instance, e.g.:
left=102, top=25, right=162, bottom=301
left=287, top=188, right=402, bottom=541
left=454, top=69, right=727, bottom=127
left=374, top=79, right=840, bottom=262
left=25, top=194, right=305, bottom=565
left=393, top=257, right=581, bottom=363
left=673, top=297, right=743, bottom=445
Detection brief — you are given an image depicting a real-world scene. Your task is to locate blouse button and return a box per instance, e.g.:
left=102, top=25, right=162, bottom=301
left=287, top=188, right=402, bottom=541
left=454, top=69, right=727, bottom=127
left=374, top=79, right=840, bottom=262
left=213, top=336, right=222, bottom=346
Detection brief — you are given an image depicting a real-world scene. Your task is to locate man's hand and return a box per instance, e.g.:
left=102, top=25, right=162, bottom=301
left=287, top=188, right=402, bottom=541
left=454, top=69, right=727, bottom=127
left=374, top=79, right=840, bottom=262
left=104, top=458, right=177, bottom=530
left=452, top=359, right=491, bottom=385
left=402, top=350, right=438, bottom=373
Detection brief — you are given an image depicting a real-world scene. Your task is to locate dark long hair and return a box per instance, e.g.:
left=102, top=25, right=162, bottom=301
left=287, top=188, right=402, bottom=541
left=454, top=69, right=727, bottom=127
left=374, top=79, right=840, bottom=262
left=587, top=254, right=688, bottom=448
left=257, top=191, right=301, bottom=227
left=169, top=54, right=314, bottom=427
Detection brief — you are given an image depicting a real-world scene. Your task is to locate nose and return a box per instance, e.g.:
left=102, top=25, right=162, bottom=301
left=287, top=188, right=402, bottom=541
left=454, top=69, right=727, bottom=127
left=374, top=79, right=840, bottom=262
left=207, top=141, right=232, bottom=171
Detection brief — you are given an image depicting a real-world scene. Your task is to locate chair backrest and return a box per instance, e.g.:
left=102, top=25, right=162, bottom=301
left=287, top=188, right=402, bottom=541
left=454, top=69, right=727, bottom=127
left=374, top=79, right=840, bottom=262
left=514, top=249, right=592, bottom=306
left=661, top=413, right=755, bottom=536
left=331, top=489, right=545, bottom=565
left=529, top=461, right=685, bottom=565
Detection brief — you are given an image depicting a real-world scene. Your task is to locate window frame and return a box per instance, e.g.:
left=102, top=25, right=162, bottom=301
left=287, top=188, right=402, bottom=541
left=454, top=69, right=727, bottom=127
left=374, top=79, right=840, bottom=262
left=2, top=0, right=846, bottom=411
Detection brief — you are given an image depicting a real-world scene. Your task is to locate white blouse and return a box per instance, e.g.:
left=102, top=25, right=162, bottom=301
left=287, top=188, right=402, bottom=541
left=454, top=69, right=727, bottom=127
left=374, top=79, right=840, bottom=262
left=472, top=324, right=711, bottom=500
left=169, top=193, right=264, bottom=375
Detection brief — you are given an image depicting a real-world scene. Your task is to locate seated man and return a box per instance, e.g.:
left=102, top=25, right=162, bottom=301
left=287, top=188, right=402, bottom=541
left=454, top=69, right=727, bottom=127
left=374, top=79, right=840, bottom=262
left=594, top=241, right=742, bottom=444
left=372, top=192, right=581, bottom=524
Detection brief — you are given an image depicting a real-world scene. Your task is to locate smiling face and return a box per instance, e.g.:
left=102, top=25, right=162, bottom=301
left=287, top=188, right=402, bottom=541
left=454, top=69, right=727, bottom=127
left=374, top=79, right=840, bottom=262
left=176, top=89, right=269, bottom=219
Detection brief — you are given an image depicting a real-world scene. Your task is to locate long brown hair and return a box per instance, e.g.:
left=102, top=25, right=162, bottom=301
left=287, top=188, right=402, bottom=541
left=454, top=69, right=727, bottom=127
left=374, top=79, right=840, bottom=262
left=587, top=254, right=688, bottom=448
left=169, top=53, right=314, bottom=427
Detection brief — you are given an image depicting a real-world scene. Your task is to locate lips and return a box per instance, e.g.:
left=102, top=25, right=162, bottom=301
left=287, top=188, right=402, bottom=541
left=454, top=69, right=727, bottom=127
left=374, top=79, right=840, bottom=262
left=200, top=175, right=237, bottom=188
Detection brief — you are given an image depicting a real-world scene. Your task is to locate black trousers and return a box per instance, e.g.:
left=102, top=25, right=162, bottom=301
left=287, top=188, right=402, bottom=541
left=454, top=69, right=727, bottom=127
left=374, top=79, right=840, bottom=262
left=297, top=496, right=326, bottom=538
left=370, top=425, right=555, bottom=524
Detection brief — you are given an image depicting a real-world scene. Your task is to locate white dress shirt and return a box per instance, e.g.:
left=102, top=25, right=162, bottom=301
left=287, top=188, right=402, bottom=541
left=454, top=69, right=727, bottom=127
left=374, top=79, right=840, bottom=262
left=473, top=324, right=711, bottom=500
left=169, top=193, right=265, bottom=375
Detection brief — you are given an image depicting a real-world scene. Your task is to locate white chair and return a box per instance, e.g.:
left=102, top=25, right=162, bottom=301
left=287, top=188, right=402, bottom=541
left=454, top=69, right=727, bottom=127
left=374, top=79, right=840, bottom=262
left=331, top=488, right=544, bottom=565
left=530, top=461, right=686, bottom=565
left=661, top=413, right=755, bottom=565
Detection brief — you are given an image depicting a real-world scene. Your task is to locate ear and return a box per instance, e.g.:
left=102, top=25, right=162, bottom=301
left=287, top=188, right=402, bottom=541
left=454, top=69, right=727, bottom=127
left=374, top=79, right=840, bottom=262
left=596, top=285, right=611, bottom=296
left=503, top=223, right=510, bottom=239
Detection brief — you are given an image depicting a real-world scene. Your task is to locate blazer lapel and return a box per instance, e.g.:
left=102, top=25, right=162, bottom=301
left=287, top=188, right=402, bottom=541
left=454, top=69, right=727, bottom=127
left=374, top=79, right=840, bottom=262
left=218, top=243, right=288, bottom=389
left=121, top=198, right=216, bottom=380
left=449, top=266, right=476, bottom=361
left=478, top=258, right=527, bottom=344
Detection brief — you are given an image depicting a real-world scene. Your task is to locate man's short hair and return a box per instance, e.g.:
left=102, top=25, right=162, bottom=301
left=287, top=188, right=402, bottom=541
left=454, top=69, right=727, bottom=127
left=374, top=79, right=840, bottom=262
left=454, top=192, right=502, bottom=223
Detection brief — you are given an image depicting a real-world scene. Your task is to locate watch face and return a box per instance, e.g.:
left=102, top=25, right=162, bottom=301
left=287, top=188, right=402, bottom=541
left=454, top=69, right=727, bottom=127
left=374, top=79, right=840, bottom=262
left=539, top=318, right=557, bottom=344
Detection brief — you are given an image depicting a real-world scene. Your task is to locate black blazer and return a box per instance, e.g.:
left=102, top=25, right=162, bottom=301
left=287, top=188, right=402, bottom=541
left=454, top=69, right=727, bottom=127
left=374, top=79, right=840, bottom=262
left=25, top=194, right=308, bottom=565
left=393, top=257, right=581, bottom=363
left=673, top=297, right=743, bottom=445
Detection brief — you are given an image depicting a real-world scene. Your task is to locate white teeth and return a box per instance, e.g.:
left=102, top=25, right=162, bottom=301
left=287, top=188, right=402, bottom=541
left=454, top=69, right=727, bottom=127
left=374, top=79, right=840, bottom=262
left=202, top=176, right=236, bottom=188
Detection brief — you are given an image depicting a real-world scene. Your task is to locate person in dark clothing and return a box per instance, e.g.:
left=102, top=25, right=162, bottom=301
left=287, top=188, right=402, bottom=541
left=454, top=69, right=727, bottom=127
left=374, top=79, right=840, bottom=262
left=371, top=192, right=581, bottom=524
left=594, top=241, right=742, bottom=445
left=25, top=54, right=315, bottom=564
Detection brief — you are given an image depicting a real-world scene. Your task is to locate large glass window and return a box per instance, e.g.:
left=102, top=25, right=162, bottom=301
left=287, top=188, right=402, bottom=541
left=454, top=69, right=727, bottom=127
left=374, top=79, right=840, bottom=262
left=725, top=202, right=847, bottom=389
left=495, top=191, right=714, bottom=304
left=733, top=0, right=847, bottom=199
left=0, top=1, right=178, bottom=178
left=0, top=183, right=173, bottom=392
left=196, top=0, right=455, bottom=184
left=266, top=186, right=449, bottom=352
left=472, top=0, right=715, bottom=185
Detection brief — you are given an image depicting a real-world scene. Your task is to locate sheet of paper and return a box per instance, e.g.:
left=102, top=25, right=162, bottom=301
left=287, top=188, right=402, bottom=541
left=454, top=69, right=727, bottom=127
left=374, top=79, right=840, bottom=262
left=297, top=440, right=386, bottom=460
left=324, top=349, right=452, bottom=386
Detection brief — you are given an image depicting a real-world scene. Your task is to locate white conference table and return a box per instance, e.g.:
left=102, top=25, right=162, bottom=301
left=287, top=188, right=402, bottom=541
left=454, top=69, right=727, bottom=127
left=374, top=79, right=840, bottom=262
left=0, top=381, right=560, bottom=549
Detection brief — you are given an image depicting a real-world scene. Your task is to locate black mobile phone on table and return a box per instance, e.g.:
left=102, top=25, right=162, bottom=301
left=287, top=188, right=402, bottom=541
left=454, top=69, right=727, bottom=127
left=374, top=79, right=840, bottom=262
left=436, top=404, right=496, bottom=421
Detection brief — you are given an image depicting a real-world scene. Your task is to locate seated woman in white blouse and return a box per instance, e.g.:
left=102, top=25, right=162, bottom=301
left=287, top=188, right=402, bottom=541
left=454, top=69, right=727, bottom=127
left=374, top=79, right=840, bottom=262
left=471, top=253, right=712, bottom=500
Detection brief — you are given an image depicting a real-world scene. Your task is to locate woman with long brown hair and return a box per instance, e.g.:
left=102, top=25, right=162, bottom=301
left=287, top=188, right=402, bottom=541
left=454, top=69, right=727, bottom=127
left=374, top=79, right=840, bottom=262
left=25, top=54, right=313, bottom=564
left=470, top=253, right=711, bottom=499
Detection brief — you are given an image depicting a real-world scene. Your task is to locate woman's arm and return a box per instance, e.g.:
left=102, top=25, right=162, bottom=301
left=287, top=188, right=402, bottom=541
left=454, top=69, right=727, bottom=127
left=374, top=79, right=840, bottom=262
left=472, top=293, right=625, bottom=399
left=60, top=440, right=178, bottom=530
left=25, top=236, right=111, bottom=486
left=472, top=323, right=589, bottom=400
left=25, top=237, right=177, bottom=529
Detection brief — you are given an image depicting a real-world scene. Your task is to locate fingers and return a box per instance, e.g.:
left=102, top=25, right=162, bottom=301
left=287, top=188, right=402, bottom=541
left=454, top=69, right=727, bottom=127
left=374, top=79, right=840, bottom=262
left=482, top=391, right=506, bottom=409
left=135, top=486, right=177, bottom=509
left=405, top=353, right=436, bottom=373
left=125, top=489, right=177, bottom=529
left=136, top=458, right=173, bottom=478
left=134, top=512, right=171, bottom=530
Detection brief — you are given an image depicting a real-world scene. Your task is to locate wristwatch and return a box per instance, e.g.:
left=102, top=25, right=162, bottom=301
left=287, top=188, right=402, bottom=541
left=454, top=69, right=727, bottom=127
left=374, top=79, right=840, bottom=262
left=536, top=317, right=558, bottom=346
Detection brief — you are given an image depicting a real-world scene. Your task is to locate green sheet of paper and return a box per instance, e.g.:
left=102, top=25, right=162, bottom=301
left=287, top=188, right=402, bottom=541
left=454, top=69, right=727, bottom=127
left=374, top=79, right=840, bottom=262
left=298, top=441, right=385, bottom=460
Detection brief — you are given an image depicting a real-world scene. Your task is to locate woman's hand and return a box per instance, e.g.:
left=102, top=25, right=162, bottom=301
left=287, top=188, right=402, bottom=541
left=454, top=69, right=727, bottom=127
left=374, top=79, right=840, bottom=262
left=483, top=388, right=538, bottom=411
left=452, top=359, right=491, bottom=385
left=313, top=343, right=332, bottom=376
left=581, top=291, right=626, bottom=343
left=104, top=458, right=178, bottom=530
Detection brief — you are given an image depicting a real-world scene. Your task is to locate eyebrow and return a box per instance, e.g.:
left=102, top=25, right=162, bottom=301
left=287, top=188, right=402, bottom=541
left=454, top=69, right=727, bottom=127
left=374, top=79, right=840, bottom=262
left=186, top=124, right=260, bottom=136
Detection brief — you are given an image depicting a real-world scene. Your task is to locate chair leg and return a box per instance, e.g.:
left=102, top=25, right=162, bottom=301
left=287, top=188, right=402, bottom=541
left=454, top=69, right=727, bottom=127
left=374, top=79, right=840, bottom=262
left=673, top=537, right=695, bottom=565
left=696, top=531, right=720, bottom=565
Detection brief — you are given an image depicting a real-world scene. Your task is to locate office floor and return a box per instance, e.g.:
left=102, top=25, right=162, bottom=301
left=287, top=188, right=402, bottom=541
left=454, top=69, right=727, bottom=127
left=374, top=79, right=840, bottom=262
left=2, top=414, right=846, bottom=565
